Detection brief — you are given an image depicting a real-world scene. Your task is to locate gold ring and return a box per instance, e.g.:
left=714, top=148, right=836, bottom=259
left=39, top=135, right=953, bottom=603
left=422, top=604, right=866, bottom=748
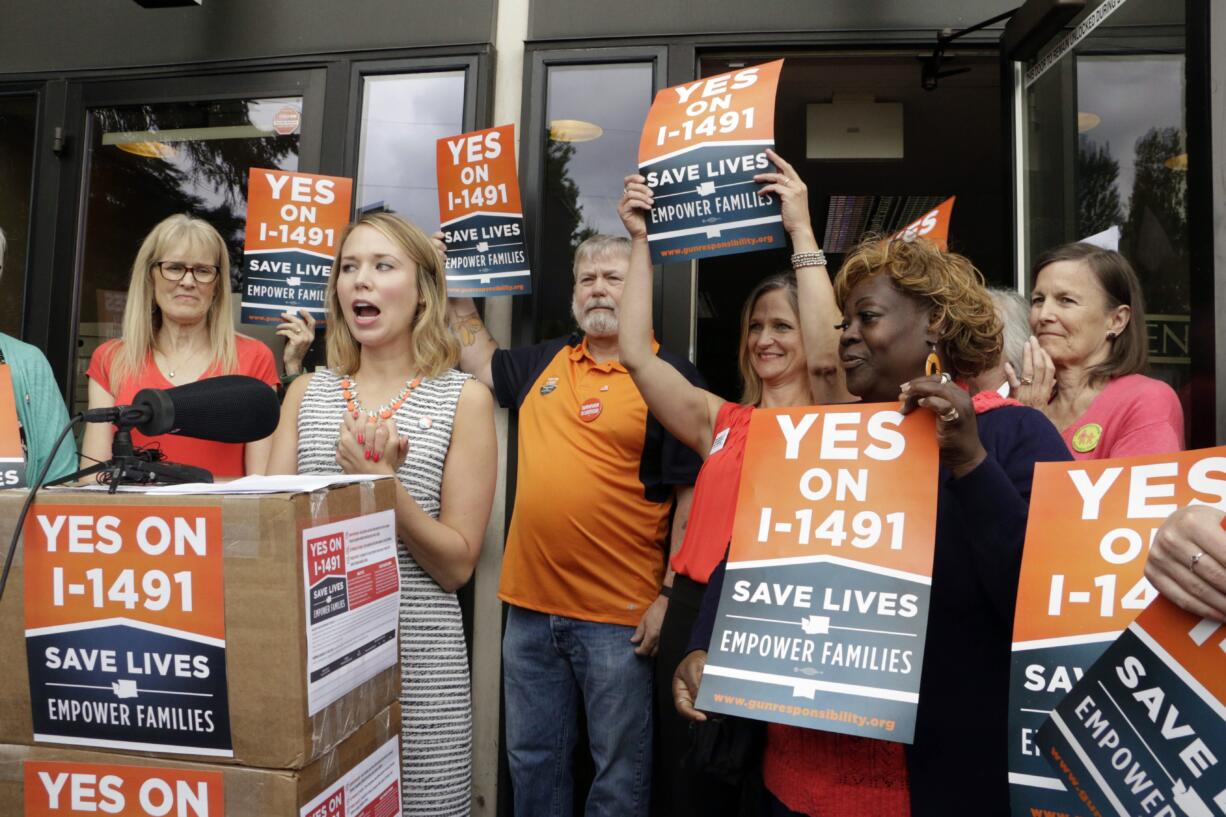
left=1020, top=377, right=1034, bottom=386
left=1191, top=550, right=1205, bottom=573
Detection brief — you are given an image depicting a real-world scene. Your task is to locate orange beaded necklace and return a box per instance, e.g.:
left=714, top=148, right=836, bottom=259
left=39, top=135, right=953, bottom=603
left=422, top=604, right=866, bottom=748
left=341, top=375, right=422, bottom=421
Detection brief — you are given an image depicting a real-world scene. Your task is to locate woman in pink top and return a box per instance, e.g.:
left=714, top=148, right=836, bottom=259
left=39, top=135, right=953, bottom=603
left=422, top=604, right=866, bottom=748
left=1010, top=242, right=1183, bottom=458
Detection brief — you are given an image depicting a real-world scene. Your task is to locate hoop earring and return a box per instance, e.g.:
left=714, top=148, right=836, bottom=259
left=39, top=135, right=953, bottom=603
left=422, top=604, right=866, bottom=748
left=925, top=342, right=942, bottom=377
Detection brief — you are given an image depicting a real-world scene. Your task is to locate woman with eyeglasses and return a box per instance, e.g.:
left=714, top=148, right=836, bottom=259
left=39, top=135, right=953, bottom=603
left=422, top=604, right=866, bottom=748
left=82, top=213, right=280, bottom=477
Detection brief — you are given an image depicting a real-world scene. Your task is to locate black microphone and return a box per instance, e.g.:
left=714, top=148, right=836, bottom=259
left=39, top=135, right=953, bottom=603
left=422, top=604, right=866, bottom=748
left=83, top=375, right=280, bottom=443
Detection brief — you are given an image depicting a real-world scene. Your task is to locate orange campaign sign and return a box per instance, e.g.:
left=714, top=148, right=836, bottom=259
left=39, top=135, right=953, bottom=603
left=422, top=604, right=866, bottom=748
left=638, top=59, right=787, bottom=263
left=241, top=168, right=353, bottom=324
left=24, top=760, right=223, bottom=817
left=696, top=404, right=939, bottom=743
left=0, top=363, right=27, bottom=487
left=1039, top=594, right=1226, bottom=817
left=892, top=196, right=956, bottom=250
left=23, top=503, right=232, bottom=756
left=1008, top=447, right=1226, bottom=816
left=437, top=124, right=531, bottom=297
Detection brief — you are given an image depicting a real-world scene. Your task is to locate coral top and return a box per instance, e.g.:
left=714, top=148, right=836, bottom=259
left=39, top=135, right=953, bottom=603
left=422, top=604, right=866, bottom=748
left=86, top=336, right=279, bottom=478
left=670, top=401, right=755, bottom=584
left=1060, top=374, right=1183, bottom=460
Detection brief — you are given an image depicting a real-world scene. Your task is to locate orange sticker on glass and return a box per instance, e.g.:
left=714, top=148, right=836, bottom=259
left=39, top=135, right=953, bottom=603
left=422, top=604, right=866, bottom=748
left=695, top=405, right=940, bottom=744
left=24, top=760, right=223, bottom=816
left=23, top=502, right=232, bottom=756
left=1007, top=447, right=1226, bottom=815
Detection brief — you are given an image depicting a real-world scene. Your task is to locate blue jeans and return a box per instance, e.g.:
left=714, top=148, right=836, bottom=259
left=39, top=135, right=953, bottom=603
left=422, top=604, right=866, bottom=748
left=503, top=605, right=653, bottom=817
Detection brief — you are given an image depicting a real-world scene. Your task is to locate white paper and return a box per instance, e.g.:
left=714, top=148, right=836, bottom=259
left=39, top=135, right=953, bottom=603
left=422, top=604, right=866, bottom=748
left=300, top=735, right=402, bottom=817
left=302, top=509, right=401, bottom=716
left=142, top=474, right=388, bottom=495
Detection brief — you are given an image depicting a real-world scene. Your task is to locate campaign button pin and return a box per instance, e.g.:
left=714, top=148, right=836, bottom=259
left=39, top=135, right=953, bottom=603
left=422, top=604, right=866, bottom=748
left=579, top=398, right=602, bottom=423
left=1071, top=422, right=1102, bottom=453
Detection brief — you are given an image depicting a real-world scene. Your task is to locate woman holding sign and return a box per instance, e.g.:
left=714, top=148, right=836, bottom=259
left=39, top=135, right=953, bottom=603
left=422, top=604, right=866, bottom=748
left=82, top=214, right=280, bottom=477
left=268, top=211, right=496, bottom=817
left=619, top=149, right=848, bottom=816
left=1010, top=243, right=1184, bottom=459
left=677, top=236, right=1070, bottom=816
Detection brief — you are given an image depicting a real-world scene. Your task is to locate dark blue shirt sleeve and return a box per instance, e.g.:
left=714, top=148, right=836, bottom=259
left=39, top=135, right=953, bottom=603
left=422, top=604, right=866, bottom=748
left=688, top=545, right=728, bottom=654
left=489, top=337, right=570, bottom=410
left=652, top=348, right=707, bottom=490
left=948, top=406, right=1072, bottom=623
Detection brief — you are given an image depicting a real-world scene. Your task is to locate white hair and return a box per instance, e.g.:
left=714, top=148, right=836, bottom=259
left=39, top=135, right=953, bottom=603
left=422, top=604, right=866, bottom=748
left=990, top=288, right=1030, bottom=375
left=572, top=234, right=630, bottom=280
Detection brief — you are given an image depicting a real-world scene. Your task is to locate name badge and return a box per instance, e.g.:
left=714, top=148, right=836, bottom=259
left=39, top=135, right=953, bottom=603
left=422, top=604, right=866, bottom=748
left=709, top=427, right=730, bottom=456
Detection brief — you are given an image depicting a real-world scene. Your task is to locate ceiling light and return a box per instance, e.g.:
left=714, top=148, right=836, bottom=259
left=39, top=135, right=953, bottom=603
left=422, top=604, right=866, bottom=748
left=1077, top=112, right=1101, bottom=133
left=114, top=141, right=177, bottom=159
left=548, top=119, right=603, bottom=143
left=1164, top=153, right=1188, bottom=171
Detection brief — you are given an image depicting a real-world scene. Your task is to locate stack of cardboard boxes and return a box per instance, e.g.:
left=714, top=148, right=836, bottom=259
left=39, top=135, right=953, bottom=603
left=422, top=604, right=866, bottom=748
left=0, top=478, right=405, bottom=815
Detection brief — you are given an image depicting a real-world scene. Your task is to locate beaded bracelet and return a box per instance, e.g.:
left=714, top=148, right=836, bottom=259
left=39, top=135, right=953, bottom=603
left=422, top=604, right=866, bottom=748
left=791, top=250, right=827, bottom=269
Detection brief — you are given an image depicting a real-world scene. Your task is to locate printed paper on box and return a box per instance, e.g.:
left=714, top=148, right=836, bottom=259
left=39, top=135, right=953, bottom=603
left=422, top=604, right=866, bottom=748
left=241, top=168, right=353, bottom=325
left=23, top=504, right=231, bottom=756
left=299, top=735, right=401, bottom=817
left=638, top=59, right=786, bottom=264
left=695, top=405, right=939, bottom=743
left=437, top=124, right=532, bottom=297
left=1007, top=447, right=1226, bottom=816
left=303, top=509, right=400, bottom=716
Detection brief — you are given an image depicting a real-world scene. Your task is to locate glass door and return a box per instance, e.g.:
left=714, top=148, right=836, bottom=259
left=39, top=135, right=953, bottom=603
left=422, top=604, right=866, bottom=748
left=51, top=70, right=325, bottom=413
left=1013, top=0, right=1200, bottom=443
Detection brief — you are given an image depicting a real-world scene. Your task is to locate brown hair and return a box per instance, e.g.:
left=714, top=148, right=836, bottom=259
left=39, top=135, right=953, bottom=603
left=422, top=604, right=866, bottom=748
left=325, top=212, right=459, bottom=378
left=738, top=273, right=802, bottom=405
left=834, top=237, right=1002, bottom=379
left=1030, top=242, right=1147, bottom=381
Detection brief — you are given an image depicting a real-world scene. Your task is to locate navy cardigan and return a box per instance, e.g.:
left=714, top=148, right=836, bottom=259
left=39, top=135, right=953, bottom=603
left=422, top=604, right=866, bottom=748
left=689, top=405, right=1071, bottom=816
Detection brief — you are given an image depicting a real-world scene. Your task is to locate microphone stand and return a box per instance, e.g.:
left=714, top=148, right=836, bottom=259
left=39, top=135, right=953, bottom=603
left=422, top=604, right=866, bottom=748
left=46, top=426, right=212, bottom=494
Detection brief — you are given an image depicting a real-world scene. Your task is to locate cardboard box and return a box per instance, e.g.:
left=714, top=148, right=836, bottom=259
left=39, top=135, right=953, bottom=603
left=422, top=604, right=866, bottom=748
left=0, top=479, right=402, bottom=769
left=0, top=702, right=402, bottom=816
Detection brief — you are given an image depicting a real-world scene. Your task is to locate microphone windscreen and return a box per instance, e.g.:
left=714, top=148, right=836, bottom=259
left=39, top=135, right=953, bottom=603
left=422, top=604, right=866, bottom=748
left=163, top=375, right=281, bottom=443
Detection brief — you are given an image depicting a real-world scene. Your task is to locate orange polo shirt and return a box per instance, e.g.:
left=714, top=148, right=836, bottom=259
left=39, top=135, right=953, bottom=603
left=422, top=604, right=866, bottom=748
left=492, top=334, right=703, bottom=626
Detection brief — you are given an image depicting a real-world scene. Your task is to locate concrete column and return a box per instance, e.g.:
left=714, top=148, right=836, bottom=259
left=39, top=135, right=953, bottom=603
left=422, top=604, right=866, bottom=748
left=471, top=0, right=528, bottom=812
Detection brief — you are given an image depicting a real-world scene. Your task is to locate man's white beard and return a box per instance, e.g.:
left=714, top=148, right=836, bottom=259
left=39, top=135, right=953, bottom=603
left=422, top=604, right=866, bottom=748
left=573, top=297, right=619, bottom=337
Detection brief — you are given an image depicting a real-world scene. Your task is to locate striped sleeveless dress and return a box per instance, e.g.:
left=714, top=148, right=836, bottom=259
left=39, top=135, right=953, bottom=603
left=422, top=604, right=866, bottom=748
left=297, top=367, right=473, bottom=816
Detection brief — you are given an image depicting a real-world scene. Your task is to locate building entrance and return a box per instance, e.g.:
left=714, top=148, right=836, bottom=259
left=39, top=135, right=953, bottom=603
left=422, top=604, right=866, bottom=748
left=688, top=53, right=1006, bottom=400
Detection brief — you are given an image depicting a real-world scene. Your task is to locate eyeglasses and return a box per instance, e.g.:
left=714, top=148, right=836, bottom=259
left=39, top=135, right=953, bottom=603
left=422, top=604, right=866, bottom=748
left=155, top=261, right=220, bottom=284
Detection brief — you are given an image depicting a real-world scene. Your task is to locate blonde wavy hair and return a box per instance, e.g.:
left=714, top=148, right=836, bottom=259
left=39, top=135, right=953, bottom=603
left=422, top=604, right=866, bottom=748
left=834, top=237, right=1002, bottom=379
left=110, top=214, right=236, bottom=391
left=325, top=212, right=459, bottom=378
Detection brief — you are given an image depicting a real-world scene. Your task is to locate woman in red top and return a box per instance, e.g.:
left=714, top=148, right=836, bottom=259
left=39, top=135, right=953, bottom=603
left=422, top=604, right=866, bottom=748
left=618, top=150, right=848, bottom=816
left=1009, top=243, right=1183, bottom=459
left=83, top=214, right=280, bottom=478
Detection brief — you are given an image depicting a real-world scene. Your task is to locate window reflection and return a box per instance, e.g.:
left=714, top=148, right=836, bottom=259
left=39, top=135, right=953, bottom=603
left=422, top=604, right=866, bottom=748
left=75, top=96, right=301, bottom=412
left=356, top=71, right=466, bottom=229
left=537, top=62, right=653, bottom=340
left=0, top=95, right=38, bottom=336
left=1025, top=0, right=1189, bottom=437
